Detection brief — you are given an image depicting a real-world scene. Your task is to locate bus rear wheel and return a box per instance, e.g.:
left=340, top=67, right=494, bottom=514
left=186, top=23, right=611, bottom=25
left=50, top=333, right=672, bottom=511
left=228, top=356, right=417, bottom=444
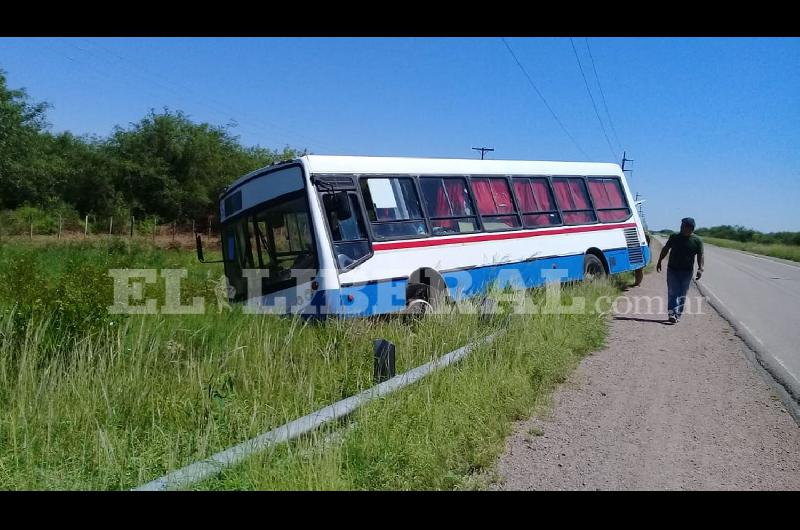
left=583, top=254, right=606, bottom=281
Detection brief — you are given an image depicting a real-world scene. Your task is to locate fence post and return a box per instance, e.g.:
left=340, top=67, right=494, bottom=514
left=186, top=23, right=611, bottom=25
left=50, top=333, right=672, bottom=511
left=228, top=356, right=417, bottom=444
left=192, top=219, right=195, bottom=235
left=30, top=216, right=33, bottom=240
left=109, top=217, right=113, bottom=235
left=84, top=215, right=89, bottom=238
left=130, top=215, right=135, bottom=238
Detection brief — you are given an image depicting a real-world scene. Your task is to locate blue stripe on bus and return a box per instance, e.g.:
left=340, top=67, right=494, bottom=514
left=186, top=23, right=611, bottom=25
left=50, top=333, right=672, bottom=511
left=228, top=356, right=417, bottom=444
left=305, top=245, right=648, bottom=317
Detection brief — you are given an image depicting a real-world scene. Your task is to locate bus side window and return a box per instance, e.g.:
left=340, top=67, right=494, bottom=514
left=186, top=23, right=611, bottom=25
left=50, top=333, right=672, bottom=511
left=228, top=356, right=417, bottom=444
left=588, top=177, right=631, bottom=222
left=419, top=177, right=479, bottom=235
left=552, top=177, right=597, bottom=225
left=472, top=177, right=521, bottom=231
left=512, top=177, right=562, bottom=227
left=323, top=192, right=371, bottom=268
left=360, top=177, right=428, bottom=240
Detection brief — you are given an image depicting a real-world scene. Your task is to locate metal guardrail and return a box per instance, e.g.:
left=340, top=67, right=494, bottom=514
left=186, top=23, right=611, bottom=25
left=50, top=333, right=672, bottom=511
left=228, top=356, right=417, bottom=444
left=133, top=332, right=499, bottom=491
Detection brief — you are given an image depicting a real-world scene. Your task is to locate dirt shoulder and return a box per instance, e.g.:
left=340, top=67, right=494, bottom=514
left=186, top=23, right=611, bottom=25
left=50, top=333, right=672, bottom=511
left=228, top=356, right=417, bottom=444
left=492, top=268, right=800, bottom=490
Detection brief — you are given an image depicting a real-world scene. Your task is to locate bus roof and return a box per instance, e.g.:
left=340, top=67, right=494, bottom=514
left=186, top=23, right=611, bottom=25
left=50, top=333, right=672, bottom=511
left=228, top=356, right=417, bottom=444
left=223, top=155, right=625, bottom=197
left=302, top=155, right=623, bottom=178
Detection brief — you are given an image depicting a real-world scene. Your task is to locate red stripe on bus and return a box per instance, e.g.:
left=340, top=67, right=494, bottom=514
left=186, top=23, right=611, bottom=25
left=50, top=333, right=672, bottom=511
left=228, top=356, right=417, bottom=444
left=372, top=222, right=638, bottom=251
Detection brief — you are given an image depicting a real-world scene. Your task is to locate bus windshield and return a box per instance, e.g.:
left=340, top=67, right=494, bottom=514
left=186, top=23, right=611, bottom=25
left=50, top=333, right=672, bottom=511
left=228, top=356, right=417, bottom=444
left=222, top=191, right=317, bottom=299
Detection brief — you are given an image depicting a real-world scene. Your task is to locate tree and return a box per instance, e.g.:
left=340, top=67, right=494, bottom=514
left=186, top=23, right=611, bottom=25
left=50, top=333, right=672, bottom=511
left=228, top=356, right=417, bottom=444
left=0, top=69, right=54, bottom=209
left=1, top=71, right=305, bottom=221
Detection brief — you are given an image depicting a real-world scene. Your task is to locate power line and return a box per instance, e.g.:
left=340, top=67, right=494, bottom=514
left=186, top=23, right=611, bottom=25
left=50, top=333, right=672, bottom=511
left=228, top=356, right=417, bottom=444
left=86, top=41, right=331, bottom=150
left=501, top=38, right=591, bottom=161
left=585, top=38, right=623, bottom=153
left=61, top=38, right=339, bottom=153
left=569, top=37, right=617, bottom=161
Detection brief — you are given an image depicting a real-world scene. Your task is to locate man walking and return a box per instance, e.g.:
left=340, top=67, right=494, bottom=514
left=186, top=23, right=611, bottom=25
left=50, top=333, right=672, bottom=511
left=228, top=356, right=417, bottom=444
left=656, top=217, right=704, bottom=323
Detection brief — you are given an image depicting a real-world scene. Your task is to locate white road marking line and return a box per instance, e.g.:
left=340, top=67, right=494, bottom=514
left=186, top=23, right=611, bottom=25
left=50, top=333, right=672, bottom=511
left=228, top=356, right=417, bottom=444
left=701, top=279, right=800, bottom=383
left=701, top=282, right=766, bottom=345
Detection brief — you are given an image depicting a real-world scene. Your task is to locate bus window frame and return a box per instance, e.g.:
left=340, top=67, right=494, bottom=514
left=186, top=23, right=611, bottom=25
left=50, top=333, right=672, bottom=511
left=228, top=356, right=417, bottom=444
left=357, top=174, right=432, bottom=242
left=586, top=175, right=633, bottom=223
left=468, top=175, right=523, bottom=232
left=418, top=175, right=483, bottom=236
left=220, top=187, right=321, bottom=299
left=318, top=188, right=374, bottom=272
left=550, top=175, right=600, bottom=226
left=509, top=175, right=565, bottom=229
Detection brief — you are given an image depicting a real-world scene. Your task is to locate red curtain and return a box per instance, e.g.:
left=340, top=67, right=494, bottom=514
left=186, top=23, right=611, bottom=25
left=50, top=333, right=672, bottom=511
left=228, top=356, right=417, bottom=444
left=489, top=179, right=513, bottom=213
left=604, top=180, right=625, bottom=207
left=421, top=179, right=450, bottom=217
left=531, top=178, right=554, bottom=211
left=445, top=178, right=469, bottom=215
left=598, top=210, right=629, bottom=222
left=514, top=180, right=536, bottom=212
left=472, top=178, right=496, bottom=215
left=553, top=179, right=574, bottom=210
left=569, top=179, right=590, bottom=209
left=524, top=214, right=553, bottom=226
left=588, top=180, right=610, bottom=209
left=564, top=212, right=594, bottom=224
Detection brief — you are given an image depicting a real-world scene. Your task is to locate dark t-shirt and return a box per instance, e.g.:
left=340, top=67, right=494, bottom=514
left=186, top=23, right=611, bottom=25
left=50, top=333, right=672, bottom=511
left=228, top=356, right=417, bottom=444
left=665, top=233, right=704, bottom=271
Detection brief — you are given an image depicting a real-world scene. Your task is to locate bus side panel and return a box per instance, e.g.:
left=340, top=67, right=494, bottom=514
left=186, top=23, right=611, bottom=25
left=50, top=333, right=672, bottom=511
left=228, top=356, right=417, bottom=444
left=334, top=278, right=409, bottom=317
left=442, top=253, right=586, bottom=300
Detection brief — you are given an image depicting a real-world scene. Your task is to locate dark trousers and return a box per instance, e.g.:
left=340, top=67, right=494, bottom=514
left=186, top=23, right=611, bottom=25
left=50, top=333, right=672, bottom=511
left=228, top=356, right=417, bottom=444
left=667, top=268, right=693, bottom=318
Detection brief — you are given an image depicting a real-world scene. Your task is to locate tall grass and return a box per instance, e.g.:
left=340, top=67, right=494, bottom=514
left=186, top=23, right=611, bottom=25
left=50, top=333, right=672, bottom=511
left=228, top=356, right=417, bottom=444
left=194, top=281, right=618, bottom=491
left=0, top=239, right=623, bottom=490
left=703, top=236, right=800, bottom=263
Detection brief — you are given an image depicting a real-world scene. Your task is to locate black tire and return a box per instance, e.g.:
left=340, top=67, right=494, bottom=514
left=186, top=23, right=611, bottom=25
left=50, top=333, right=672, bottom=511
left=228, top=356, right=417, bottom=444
left=583, top=254, right=606, bottom=281
left=405, top=283, right=432, bottom=315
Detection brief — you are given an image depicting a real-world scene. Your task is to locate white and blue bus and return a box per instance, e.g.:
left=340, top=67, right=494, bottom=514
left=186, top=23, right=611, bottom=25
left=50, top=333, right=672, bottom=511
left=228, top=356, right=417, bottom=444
left=200, top=155, right=649, bottom=316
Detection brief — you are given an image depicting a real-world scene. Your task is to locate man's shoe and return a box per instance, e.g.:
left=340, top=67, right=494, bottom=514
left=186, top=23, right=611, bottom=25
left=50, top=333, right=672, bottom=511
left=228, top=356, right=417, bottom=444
left=668, top=315, right=677, bottom=324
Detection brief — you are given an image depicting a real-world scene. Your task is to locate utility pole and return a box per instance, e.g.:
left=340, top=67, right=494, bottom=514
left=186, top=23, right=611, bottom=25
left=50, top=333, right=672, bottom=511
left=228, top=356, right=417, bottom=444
left=621, top=151, right=634, bottom=175
left=472, top=147, right=494, bottom=160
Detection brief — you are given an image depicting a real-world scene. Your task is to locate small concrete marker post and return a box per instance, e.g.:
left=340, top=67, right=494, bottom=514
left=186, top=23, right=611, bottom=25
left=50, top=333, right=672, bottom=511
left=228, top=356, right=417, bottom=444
left=373, top=339, right=396, bottom=384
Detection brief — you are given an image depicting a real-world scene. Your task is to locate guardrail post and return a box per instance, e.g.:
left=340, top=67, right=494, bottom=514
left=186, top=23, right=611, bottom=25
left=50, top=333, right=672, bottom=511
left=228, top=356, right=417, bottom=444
left=373, top=339, right=396, bottom=383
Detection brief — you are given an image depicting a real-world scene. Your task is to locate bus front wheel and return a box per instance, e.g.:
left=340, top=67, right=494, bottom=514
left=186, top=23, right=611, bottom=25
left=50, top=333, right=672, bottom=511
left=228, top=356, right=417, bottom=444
left=583, top=254, right=606, bottom=281
left=405, top=283, right=432, bottom=315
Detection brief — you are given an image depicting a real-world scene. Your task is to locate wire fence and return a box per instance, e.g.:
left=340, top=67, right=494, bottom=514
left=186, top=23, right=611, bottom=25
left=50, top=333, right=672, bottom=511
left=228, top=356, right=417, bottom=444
left=0, top=209, right=221, bottom=250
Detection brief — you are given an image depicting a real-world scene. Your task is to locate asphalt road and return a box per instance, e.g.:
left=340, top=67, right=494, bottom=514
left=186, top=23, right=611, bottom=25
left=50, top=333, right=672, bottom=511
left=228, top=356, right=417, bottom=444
left=657, top=236, right=800, bottom=405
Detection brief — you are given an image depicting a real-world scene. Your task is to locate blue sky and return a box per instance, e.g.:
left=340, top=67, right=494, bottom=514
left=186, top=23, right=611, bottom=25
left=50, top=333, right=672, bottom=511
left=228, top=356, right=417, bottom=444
left=1, top=37, right=798, bottom=231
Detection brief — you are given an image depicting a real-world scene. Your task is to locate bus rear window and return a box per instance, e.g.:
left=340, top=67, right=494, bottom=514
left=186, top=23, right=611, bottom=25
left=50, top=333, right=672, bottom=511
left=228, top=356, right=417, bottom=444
left=552, top=177, right=597, bottom=225
left=360, top=177, right=428, bottom=240
left=588, top=177, right=631, bottom=223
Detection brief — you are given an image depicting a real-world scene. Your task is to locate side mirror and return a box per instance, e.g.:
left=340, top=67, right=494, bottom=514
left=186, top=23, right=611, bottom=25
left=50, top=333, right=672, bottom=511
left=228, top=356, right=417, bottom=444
left=196, top=234, right=205, bottom=263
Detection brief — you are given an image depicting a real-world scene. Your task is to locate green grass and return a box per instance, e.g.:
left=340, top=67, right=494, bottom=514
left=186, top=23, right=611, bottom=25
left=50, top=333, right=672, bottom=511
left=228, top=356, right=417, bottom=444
left=703, top=236, right=800, bottom=263
left=192, top=281, right=618, bottom=490
left=0, top=238, right=624, bottom=490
